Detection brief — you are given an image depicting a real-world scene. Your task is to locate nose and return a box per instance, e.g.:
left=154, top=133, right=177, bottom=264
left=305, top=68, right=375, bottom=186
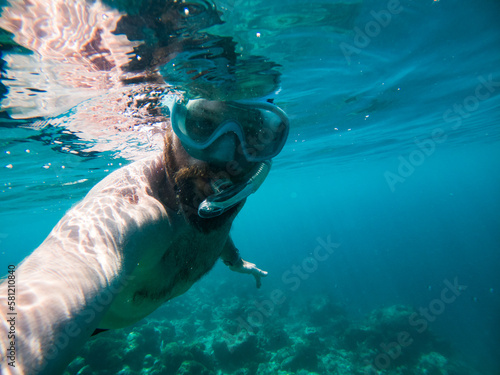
left=207, top=133, right=237, bottom=163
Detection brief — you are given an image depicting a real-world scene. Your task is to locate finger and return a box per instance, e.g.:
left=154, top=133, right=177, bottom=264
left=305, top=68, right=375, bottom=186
left=259, top=269, right=268, bottom=277
left=253, top=268, right=267, bottom=278
left=254, top=274, right=262, bottom=289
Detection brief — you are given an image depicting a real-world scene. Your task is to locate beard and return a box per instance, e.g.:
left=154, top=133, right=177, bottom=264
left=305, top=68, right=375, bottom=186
left=173, top=164, right=240, bottom=233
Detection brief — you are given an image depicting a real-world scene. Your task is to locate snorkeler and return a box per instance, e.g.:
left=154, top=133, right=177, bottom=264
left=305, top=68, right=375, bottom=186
left=0, top=98, right=289, bottom=375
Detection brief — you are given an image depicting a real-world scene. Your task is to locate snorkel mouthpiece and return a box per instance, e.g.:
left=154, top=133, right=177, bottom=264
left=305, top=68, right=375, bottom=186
left=198, top=161, right=272, bottom=218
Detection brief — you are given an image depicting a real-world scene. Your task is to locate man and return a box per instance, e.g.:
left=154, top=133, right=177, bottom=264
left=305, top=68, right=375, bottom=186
left=0, top=97, right=289, bottom=374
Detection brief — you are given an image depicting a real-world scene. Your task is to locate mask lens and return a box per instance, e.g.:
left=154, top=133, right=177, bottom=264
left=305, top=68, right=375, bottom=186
left=238, top=106, right=288, bottom=161
left=184, top=112, right=219, bottom=143
left=183, top=100, right=226, bottom=143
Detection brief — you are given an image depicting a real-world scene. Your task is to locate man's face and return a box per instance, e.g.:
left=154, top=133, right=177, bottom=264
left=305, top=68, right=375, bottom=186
left=169, top=133, right=249, bottom=232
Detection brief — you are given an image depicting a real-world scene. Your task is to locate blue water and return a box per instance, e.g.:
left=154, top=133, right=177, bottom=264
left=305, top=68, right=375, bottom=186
left=1, top=0, right=500, bottom=373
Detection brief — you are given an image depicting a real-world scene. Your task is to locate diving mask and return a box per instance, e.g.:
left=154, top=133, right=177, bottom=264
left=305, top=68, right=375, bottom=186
left=171, top=99, right=289, bottom=162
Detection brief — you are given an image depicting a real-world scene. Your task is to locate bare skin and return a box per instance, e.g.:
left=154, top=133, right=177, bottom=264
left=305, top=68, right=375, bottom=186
left=0, top=130, right=268, bottom=375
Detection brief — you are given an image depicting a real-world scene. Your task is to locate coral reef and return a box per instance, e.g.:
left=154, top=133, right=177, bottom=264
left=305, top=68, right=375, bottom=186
left=64, top=283, right=485, bottom=375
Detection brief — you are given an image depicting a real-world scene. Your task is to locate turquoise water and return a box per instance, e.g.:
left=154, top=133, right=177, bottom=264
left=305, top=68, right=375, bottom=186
left=1, top=0, right=500, bottom=374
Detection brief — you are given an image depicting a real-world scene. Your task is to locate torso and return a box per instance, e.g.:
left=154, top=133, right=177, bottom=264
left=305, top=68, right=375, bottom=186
left=99, top=220, right=231, bottom=328
left=89, top=153, right=233, bottom=329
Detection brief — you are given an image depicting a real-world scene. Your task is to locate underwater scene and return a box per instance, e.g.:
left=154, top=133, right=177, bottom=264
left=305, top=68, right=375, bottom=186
left=1, top=0, right=499, bottom=374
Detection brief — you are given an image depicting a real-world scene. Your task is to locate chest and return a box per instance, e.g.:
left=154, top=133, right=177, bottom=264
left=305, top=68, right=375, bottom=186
left=100, top=226, right=230, bottom=328
left=146, top=230, right=227, bottom=299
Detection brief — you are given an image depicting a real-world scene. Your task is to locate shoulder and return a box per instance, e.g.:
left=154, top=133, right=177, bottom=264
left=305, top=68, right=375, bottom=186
left=41, top=152, right=173, bottom=269
left=50, top=153, right=171, bottom=246
left=85, top=153, right=165, bottom=199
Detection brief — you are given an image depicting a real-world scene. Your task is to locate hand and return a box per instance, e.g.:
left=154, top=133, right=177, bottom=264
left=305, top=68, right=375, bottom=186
left=230, top=260, right=268, bottom=288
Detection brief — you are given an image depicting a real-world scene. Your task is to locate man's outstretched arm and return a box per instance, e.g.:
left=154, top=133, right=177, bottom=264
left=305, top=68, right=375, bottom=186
left=0, top=211, right=125, bottom=375
left=220, top=237, right=268, bottom=288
